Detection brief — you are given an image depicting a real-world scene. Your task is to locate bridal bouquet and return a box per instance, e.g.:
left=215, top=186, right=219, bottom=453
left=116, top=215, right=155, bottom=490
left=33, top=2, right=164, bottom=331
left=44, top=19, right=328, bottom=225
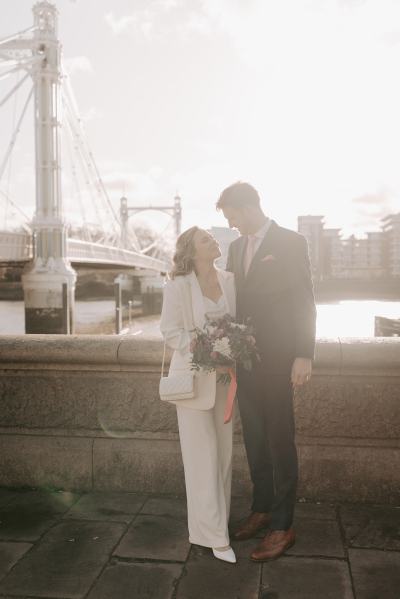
left=189, top=314, right=259, bottom=423
left=190, top=313, right=260, bottom=383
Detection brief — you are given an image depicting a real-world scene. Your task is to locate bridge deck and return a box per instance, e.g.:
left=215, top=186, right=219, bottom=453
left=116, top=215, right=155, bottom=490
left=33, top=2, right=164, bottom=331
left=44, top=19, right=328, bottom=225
left=0, top=232, right=168, bottom=271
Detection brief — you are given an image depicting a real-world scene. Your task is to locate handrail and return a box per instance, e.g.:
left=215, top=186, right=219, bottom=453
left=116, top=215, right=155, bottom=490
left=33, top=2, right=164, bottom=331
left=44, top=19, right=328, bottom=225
left=0, top=335, right=399, bottom=375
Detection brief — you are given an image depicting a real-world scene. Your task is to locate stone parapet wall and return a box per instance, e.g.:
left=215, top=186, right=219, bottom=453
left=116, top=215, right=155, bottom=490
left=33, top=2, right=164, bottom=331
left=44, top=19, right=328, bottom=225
left=0, top=335, right=399, bottom=503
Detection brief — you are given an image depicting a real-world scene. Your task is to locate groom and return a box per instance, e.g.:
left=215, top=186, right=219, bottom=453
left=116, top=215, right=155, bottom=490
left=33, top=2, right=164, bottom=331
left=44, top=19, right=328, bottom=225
left=217, top=181, right=316, bottom=561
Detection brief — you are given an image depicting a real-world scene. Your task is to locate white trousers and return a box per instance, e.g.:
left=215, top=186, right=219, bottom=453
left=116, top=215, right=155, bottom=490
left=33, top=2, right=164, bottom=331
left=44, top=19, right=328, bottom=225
left=176, top=382, right=233, bottom=548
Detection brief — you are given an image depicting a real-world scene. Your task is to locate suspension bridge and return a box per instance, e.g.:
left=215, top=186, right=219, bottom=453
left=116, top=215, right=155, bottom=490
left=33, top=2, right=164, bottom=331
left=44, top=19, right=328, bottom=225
left=0, top=1, right=180, bottom=333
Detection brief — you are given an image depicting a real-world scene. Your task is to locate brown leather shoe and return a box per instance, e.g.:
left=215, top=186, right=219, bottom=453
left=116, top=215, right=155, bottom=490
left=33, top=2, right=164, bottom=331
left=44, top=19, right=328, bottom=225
left=232, top=512, right=272, bottom=541
left=250, top=528, right=295, bottom=561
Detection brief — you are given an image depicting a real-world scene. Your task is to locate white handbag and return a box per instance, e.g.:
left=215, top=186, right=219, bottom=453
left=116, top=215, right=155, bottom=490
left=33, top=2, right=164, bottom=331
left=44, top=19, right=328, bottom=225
left=159, top=346, right=195, bottom=401
left=159, top=280, right=196, bottom=402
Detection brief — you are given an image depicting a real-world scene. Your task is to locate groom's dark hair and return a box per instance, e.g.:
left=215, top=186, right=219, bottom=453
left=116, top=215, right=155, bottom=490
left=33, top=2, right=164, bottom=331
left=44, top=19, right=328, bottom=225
left=216, top=181, right=261, bottom=210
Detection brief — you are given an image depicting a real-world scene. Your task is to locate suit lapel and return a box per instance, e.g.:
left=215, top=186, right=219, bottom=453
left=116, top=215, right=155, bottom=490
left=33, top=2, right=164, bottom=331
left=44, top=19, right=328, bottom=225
left=236, top=236, right=248, bottom=287
left=187, top=271, right=206, bottom=329
left=216, top=269, right=235, bottom=317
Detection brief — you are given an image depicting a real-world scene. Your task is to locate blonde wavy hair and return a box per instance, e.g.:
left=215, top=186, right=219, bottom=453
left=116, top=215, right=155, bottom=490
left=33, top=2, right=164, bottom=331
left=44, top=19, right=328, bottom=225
left=169, top=226, right=200, bottom=279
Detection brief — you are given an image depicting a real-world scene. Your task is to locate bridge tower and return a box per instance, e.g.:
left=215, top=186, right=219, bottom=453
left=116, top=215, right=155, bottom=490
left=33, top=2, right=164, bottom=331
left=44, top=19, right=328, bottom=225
left=119, top=193, right=182, bottom=250
left=21, top=1, right=76, bottom=333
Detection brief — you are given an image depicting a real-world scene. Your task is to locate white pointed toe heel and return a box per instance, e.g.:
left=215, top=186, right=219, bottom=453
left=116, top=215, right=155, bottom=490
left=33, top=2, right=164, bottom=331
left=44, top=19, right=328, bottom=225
left=212, top=547, right=237, bottom=563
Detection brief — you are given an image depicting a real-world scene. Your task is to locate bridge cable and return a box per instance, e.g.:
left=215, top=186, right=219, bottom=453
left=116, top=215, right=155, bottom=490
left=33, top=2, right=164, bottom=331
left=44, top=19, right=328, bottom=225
left=63, top=112, right=107, bottom=239
left=0, top=26, right=37, bottom=48
left=0, top=85, right=33, bottom=184
left=63, top=113, right=109, bottom=241
left=0, top=54, right=42, bottom=71
left=0, top=65, right=25, bottom=82
left=0, top=189, right=30, bottom=224
left=61, top=87, right=122, bottom=243
left=0, top=72, right=29, bottom=108
left=61, top=74, right=122, bottom=226
left=64, top=105, right=124, bottom=246
left=2, top=71, right=19, bottom=229
left=64, top=109, right=120, bottom=247
left=61, top=69, right=141, bottom=250
left=63, top=116, right=93, bottom=242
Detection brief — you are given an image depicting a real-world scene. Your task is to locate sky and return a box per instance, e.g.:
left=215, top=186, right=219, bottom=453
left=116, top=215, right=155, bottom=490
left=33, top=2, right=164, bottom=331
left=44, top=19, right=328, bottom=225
left=1, top=0, right=400, bottom=241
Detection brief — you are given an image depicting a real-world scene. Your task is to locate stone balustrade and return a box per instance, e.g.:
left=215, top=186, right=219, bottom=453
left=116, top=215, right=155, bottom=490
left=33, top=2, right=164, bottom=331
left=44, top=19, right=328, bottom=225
left=0, top=335, right=399, bottom=503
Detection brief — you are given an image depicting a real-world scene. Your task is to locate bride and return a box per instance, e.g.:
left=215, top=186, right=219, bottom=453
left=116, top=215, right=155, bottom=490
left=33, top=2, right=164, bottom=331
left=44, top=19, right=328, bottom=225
left=160, top=226, right=237, bottom=564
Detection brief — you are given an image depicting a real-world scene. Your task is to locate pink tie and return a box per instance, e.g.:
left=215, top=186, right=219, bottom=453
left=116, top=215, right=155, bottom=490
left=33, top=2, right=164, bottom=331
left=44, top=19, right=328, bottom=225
left=244, top=234, right=257, bottom=276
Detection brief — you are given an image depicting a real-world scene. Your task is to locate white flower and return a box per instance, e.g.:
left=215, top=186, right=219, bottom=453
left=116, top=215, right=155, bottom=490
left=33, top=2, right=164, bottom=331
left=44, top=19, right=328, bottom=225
left=230, top=323, right=246, bottom=330
left=213, top=337, right=232, bottom=359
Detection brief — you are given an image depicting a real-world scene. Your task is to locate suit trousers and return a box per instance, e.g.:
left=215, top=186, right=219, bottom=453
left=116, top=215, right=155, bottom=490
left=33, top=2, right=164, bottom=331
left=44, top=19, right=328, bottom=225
left=237, top=365, right=298, bottom=530
left=176, top=381, right=233, bottom=548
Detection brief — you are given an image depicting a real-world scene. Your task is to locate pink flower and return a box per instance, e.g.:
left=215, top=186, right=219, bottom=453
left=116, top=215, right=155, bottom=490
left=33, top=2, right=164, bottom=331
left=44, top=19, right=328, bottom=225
left=211, top=351, right=218, bottom=360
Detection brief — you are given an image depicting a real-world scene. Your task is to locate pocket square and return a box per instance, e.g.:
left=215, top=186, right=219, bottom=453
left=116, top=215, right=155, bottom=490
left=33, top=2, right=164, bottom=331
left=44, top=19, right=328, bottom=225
left=261, top=254, right=276, bottom=262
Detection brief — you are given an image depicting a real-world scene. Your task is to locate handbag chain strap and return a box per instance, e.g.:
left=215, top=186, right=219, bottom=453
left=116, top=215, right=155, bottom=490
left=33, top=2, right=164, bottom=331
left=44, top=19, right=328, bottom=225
left=161, top=336, right=168, bottom=378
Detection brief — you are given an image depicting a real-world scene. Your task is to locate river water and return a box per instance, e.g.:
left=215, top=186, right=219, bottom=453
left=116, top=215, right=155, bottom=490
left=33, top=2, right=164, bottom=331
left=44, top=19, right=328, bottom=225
left=0, top=299, right=399, bottom=337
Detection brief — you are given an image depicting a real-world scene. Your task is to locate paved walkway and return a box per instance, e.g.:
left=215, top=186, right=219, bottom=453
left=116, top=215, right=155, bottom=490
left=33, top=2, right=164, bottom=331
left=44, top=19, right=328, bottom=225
left=0, top=487, right=398, bottom=598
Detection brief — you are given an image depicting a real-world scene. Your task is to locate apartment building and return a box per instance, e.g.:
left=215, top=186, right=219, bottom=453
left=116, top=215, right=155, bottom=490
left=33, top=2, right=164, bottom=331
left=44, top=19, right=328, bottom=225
left=298, top=213, right=399, bottom=279
left=382, top=214, right=400, bottom=277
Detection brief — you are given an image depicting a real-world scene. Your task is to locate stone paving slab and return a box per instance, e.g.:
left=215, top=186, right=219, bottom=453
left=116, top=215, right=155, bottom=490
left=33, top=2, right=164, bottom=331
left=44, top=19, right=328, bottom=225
left=0, top=519, right=126, bottom=598
left=0, top=596, right=45, bottom=599
left=139, top=495, right=187, bottom=521
left=261, top=556, right=354, bottom=599
left=295, top=501, right=337, bottom=521
left=0, top=489, right=19, bottom=509
left=349, top=548, right=400, bottom=599
left=0, top=541, right=32, bottom=581
left=340, top=504, right=400, bottom=551
left=10, top=490, right=80, bottom=514
left=62, top=491, right=147, bottom=523
left=0, top=491, right=398, bottom=599
left=176, top=544, right=261, bottom=599
left=0, top=490, right=80, bottom=542
left=86, top=562, right=182, bottom=599
left=286, top=518, right=345, bottom=558
left=113, top=514, right=190, bottom=562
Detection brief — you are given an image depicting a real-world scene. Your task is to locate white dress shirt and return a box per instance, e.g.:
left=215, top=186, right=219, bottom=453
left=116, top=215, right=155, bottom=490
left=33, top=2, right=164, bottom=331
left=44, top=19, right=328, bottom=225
left=249, top=218, right=271, bottom=252
left=244, top=218, right=272, bottom=274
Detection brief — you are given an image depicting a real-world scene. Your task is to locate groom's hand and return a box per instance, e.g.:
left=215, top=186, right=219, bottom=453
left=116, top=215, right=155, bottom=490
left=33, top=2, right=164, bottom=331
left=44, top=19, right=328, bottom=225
left=291, top=357, right=312, bottom=388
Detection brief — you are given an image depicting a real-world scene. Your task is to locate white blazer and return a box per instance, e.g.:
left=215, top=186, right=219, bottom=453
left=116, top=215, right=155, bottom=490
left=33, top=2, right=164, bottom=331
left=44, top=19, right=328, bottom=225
left=160, top=268, right=236, bottom=410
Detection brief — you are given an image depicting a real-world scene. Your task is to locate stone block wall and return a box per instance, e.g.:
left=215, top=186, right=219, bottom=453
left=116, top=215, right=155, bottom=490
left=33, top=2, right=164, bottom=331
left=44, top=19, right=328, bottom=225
left=0, top=335, right=399, bottom=503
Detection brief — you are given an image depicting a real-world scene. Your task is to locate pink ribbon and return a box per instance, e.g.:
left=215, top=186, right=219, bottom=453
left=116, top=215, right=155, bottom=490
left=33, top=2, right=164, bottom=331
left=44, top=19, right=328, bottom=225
left=223, top=367, right=237, bottom=424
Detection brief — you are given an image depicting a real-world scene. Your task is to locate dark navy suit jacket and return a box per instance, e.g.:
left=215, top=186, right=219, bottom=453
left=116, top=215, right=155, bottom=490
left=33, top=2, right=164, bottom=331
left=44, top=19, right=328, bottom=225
left=226, top=220, right=317, bottom=374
